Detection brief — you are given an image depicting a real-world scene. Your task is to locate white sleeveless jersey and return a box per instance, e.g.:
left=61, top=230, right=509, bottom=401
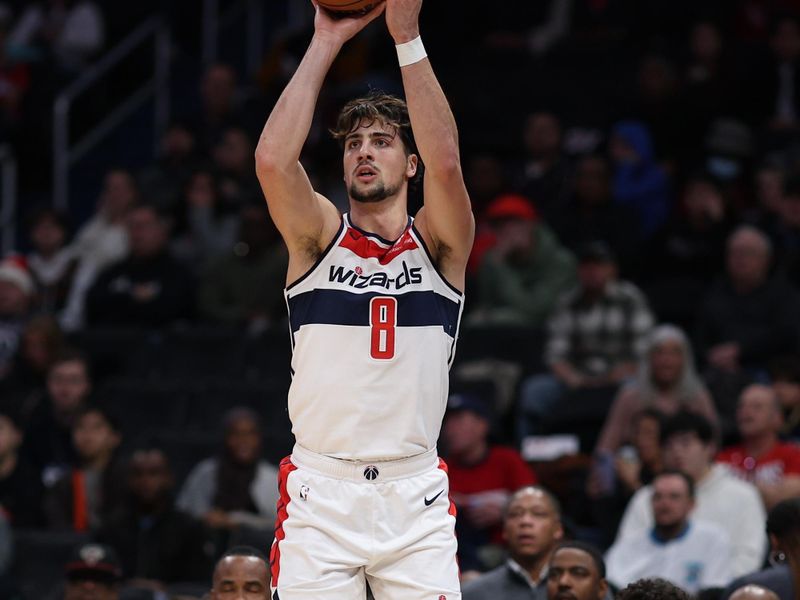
left=284, top=213, right=464, bottom=461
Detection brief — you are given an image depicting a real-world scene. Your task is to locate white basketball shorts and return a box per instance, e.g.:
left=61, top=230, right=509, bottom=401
left=270, top=444, right=461, bottom=599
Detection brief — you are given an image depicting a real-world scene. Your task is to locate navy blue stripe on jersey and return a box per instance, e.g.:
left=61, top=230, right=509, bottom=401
left=288, top=289, right=461, bottom=336
left=346, top=213, right=413, bottom=246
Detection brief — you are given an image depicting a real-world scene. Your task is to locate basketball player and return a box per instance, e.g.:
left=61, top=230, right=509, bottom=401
left=254, top=0, right=474, bottom=598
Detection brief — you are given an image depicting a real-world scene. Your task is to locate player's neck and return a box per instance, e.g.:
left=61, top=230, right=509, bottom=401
left=348, top=200, right=409, bottom=242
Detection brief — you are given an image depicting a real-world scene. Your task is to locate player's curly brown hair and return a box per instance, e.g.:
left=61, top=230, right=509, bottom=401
left=617, top=578, right=691, bottom=600
left=331, top=91, right=424, bottom=190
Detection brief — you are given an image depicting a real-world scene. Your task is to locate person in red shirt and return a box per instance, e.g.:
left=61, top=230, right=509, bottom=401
left=443, top=391, right=537, bottom=574
left=717, top=384, right=800, bottom=508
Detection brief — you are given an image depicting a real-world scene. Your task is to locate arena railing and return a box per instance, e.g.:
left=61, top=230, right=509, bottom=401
left=52, top=17, right=171, bottom=212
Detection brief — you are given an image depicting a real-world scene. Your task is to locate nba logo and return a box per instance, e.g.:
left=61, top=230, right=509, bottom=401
left=300, top=485, right=310, bottom=501
left=363, top=465, right=380, bottom=480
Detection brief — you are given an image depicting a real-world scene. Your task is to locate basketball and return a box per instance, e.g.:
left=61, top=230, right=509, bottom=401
left=317, top=0, right=383, bottom=16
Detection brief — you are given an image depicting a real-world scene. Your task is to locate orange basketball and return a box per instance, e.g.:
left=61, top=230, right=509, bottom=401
left=317, top=0, right=383, bottom=16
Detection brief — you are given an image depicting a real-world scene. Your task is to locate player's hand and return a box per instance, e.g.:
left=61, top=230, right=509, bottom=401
left=385, top=0, right=421, bottom=44
left=312, top=0, right=385, bottom=46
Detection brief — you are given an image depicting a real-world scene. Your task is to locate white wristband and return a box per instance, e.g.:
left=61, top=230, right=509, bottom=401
left=396, top=36, right=427, bottom=67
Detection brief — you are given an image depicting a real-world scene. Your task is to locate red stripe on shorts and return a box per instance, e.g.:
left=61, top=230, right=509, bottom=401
left=270, top=456, right=298, bottom=586
left=437, top=458, right=457, bottom=518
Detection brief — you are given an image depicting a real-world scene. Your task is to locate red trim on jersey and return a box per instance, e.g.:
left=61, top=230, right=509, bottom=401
left=270, top=456, right=298, bottom=586
left=339, top=226, right=418, bottom=265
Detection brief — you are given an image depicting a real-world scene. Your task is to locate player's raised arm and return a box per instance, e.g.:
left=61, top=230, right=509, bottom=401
left=254, top=3, right=385, bottom=265
left=385, top=0, right=474, bottom=289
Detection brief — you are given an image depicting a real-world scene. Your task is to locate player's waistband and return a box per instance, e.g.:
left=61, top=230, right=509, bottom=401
left=290, top=444, right=439, bottom=482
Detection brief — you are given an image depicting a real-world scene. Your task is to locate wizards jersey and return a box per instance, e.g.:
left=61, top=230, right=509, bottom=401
left=284, top=213, right=464, bottom=460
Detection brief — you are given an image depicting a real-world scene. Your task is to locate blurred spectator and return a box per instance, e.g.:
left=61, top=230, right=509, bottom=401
left=605, top=471, right=732, bottom=593
left=681, top=21, right=736, bottom=152
left=697, top=226, right=799, bottom=427
left=746, top=162, right=785, bottom=234
left=171, top=169, right=239, bottom=274
left=43, top=405, right=125, bottom=531
left=137, top=121, right=200, bottom=212
left=23, top=349, right=91, bottom=485
left=549, top=156, right=639, bottom=269
left=545, top=541, right=609, bottom=600
left=61, top=168, right=136, bottom=331
left=469, top=194, right=577, bottom=327
left=212, top=126, right=261, bottom=209
left=517, top=241, right=654, bottom=439
left=616, top=412, right=766, bottom=578
left=443, top=392, right=537, bottom=573
left=644, top=176, right=732, bottom=328
left=25, top=208, right=76, bottom=314
left=0, top=255, right=34, bottom=380
left=462, top=486, right=563, bottom=598
left=61, top=542, right=122, bottom=600
left=768, top=355, right=800, bottom=438
left=0, top=19, right=30, bottom=135
left=515, top=112, right=572, bottom=222
left=9, top=0, right=105, bottom=74
left=188, top=63, right=242, bottom=153
left=587, top=408, right=665, bottom=547
left=628, top=55, right=686, bottom=166
left=717, top=384, right=800, bottom=509
left=769, top=176, right=800, bottom=285
left=722, top=497, right=800, bottom=600
left=617, top=578, right=692, bottom=600
left=177, top=408, right=279, bottom=542
left=97, top=447, right=211, bottom=586
left=198, top=204, right=287, bottom=331
left=85, top=204, right=195, bottom=327
left=0, top=408, right=43, bottom=528
left=464, top=153, right=509, bottom=217
left=1, top=315, right=65, bottom=412
left=209, top=545, right=270, bottom=599
left=594, top=325, right=717, bottom=460
left=609, top=120, right=671, bottom=240
left=746, top=15, right=800, bottom=133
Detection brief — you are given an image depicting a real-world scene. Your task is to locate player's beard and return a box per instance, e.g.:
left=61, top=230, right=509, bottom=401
left=349, top=178, right=401, bottom=204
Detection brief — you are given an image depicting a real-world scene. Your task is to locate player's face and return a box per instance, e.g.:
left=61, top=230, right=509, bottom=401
left=211, top=556, right=270, bottom=599
left=503, top=489, right=563, bottom=561
left=546, top=548, right=606, bottom=600
left=343, top=119, right=416, bottom=204
left=651, top=474, right=693, bottom=529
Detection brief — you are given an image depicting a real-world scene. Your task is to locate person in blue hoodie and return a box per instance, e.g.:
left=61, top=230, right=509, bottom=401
left=609, top=121, right=671, bottom=240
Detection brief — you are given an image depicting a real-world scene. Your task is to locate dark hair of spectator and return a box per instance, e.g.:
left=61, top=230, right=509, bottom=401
left=504, top=485, right=562, bottom=520
left=617, top=577, right=692, bottom=600
left=75, top=404, right=122, bottom=436
left=552, top=540, right=606, bottom=578
left=766, top=498, right=800, bottom=596
left=50, top=348, right=91, bottom=379
left=25, top=206, right=72, bottom=239
left=660, top=411, right=714, bottom=446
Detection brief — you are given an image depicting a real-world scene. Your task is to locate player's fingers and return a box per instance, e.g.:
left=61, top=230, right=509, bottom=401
left=363, top=1, right=387, bottom=23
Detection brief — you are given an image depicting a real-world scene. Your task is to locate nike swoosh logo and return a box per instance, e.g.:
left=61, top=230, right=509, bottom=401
left=424, top=490, right=444, bottom=506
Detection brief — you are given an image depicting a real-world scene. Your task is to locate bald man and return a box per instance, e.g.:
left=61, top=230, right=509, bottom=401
left=729, top=585, right=780, bottom=600
left=210, top=546, right=270, bottom=599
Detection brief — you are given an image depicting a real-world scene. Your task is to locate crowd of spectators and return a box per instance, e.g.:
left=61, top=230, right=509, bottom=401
left=1, top=1, right=800, bottom=598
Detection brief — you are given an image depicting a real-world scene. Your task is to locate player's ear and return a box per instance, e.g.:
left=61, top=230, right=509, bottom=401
left=406, top=153, right=418, bottom=179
